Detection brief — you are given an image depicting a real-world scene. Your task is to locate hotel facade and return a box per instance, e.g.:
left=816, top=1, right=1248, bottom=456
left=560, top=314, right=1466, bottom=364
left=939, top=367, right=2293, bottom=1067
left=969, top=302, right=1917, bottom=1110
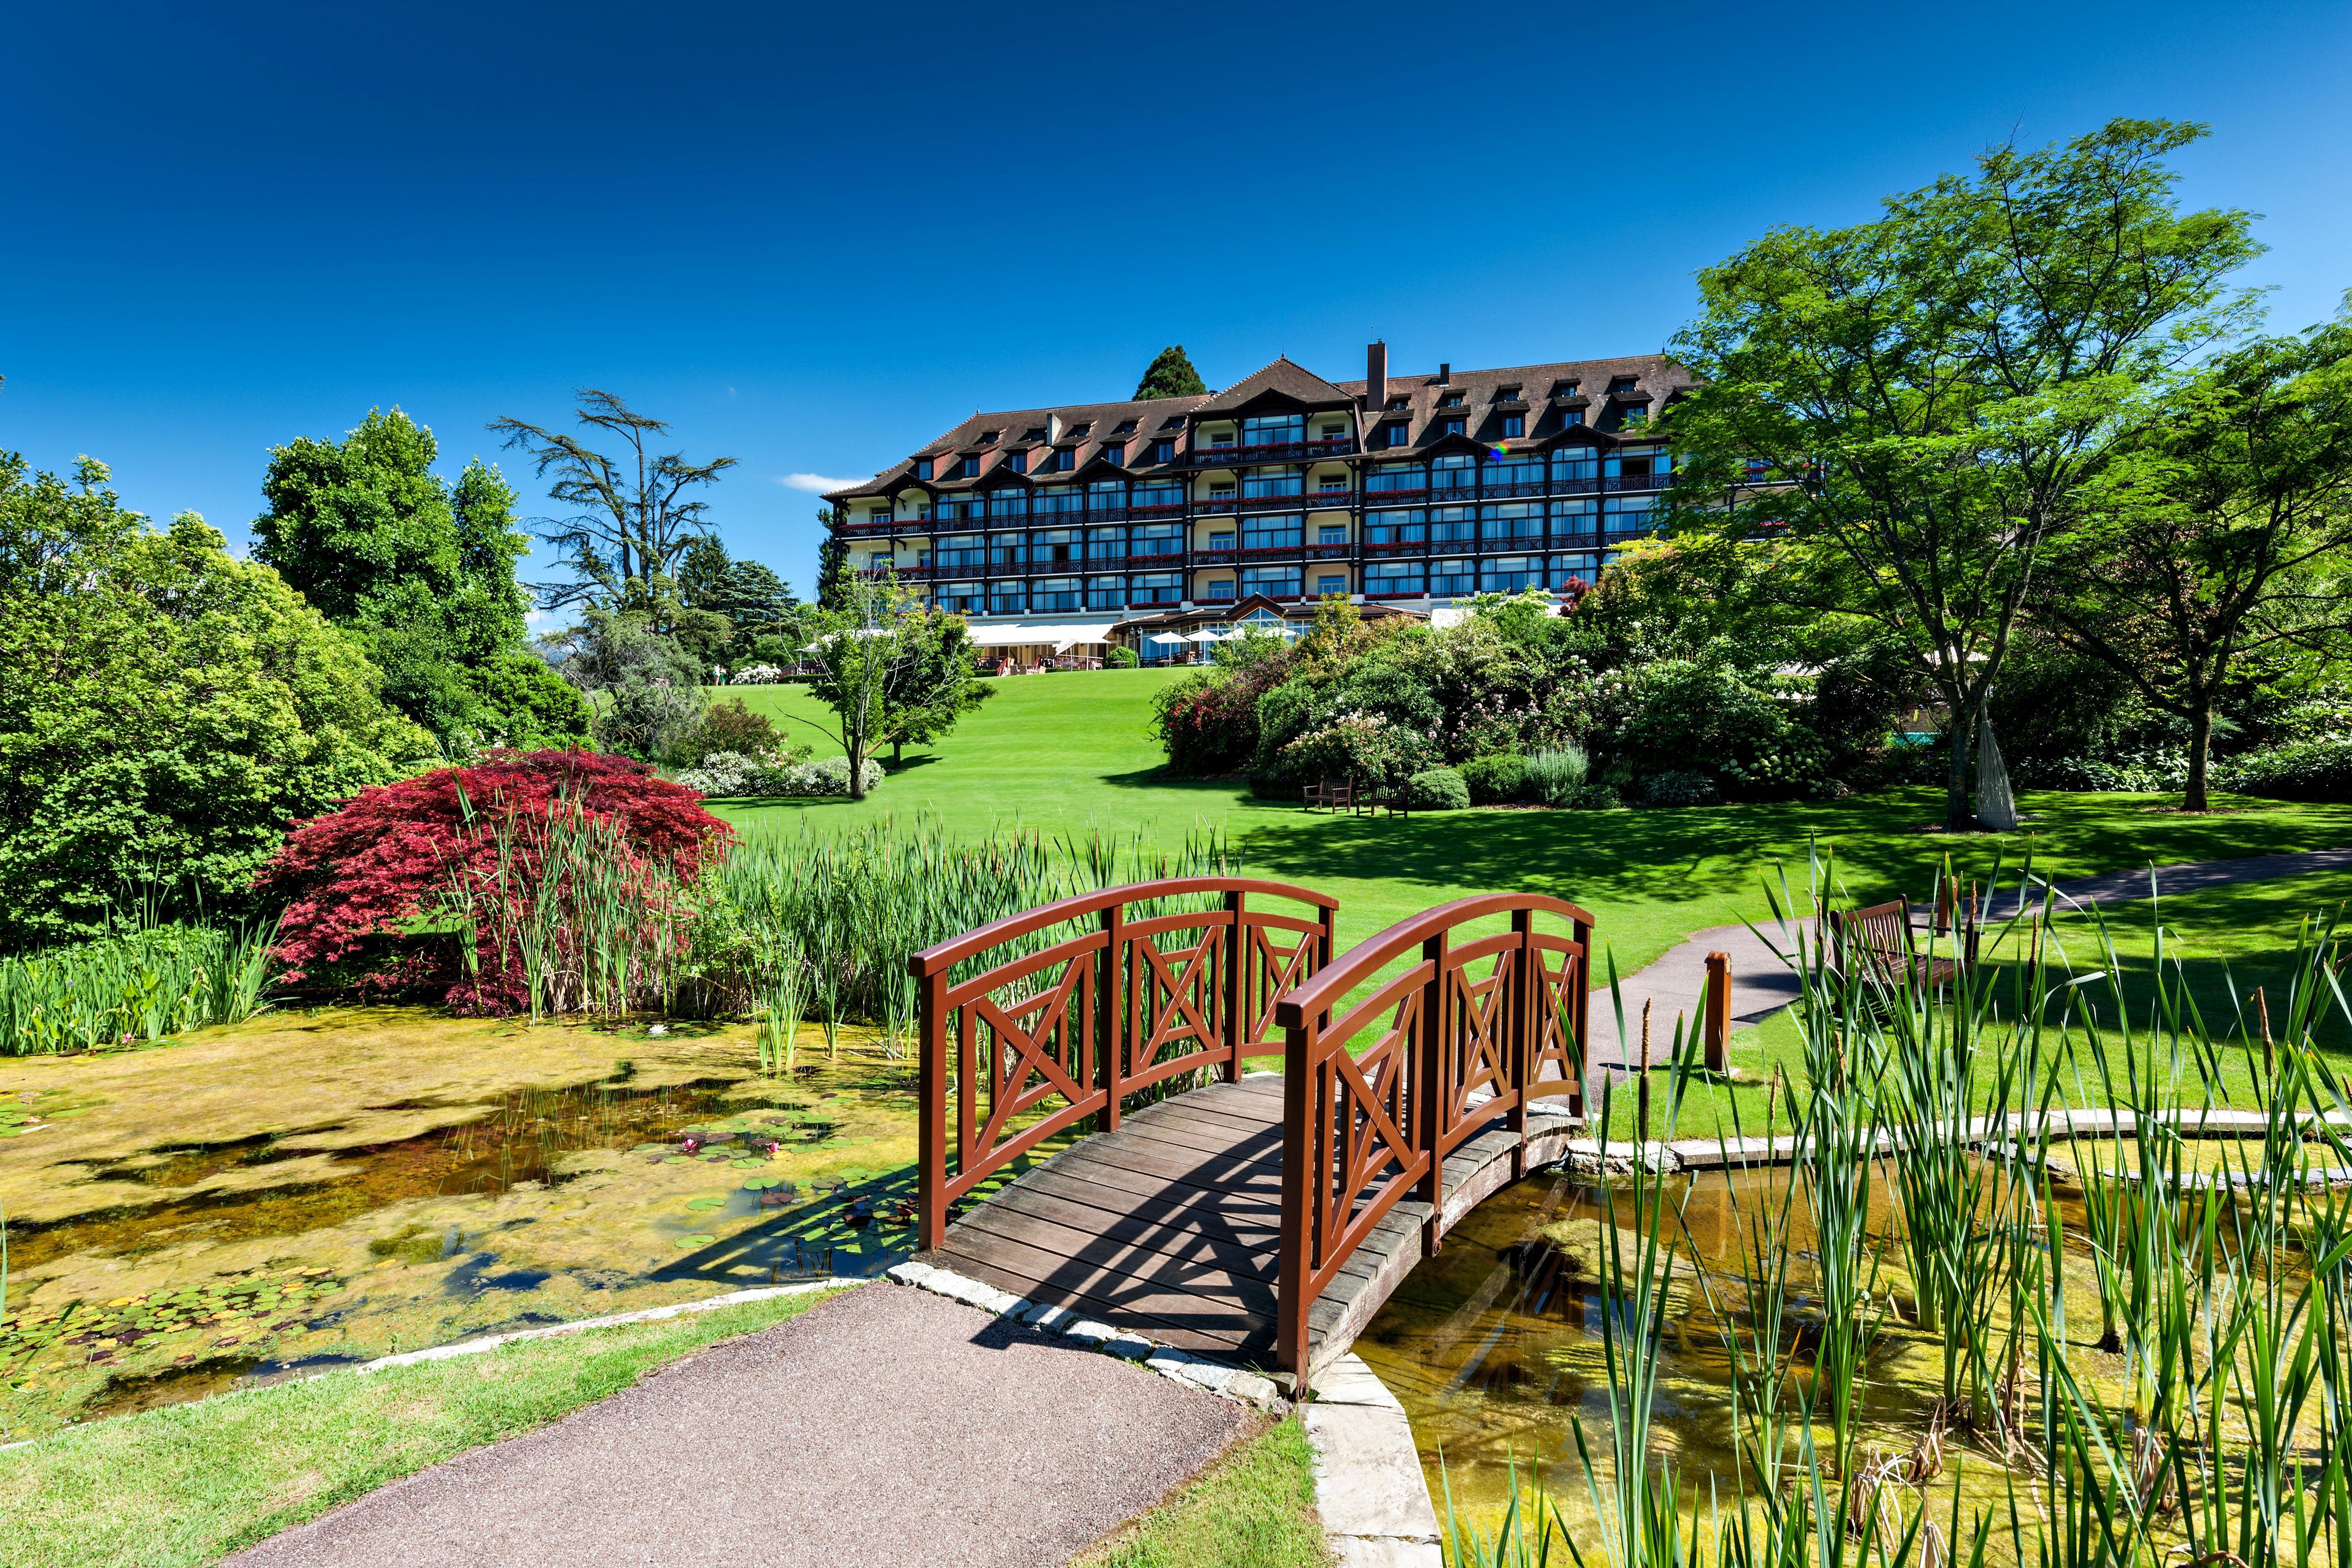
left=822, top=343, right=1692, bottom=654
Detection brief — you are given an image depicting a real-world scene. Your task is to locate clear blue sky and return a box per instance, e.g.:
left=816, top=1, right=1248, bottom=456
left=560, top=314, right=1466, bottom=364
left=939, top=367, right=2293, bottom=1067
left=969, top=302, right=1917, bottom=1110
left=5, top=1, right=2347, bottom=609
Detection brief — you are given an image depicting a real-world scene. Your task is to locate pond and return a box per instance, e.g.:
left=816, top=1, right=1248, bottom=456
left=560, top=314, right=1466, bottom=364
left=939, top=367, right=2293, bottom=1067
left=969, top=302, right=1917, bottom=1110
left=0, top=1008, right=1035, bottom=1441
left=1352, top=1146, right=2293, bottom=1547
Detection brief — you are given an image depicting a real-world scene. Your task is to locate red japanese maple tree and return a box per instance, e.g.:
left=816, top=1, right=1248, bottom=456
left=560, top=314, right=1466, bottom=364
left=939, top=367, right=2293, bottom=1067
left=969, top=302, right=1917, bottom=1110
left=258, top=749, right=734, bottom=1010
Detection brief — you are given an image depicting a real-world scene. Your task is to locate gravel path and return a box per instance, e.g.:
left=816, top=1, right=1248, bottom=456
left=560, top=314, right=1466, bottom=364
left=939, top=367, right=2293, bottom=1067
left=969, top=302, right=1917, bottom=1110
left=229, top=1283, right=1254, bottom=1568
left=1587, top=846, right=2352, bottom=1074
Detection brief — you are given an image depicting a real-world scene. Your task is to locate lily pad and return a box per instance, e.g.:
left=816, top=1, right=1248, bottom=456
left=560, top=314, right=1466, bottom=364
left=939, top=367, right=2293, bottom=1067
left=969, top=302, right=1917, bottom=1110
left=675, top=1233, right=717, bottom=1249
left=742, top=1176, right=779, bottom=1190
left=685, top=1195, right=725, bottom=1211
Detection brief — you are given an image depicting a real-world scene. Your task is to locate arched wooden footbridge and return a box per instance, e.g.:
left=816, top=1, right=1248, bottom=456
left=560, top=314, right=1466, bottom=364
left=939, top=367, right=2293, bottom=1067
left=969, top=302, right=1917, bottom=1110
left=910, top=878, right=1594, bottom=1384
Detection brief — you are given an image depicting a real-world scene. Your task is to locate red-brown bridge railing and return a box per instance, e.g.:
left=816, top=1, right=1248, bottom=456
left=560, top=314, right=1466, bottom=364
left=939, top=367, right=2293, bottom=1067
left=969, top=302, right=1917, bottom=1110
left=1271, top=893, right=1593, bottom=1375
left=909, top=877, right=1340, bottom=1252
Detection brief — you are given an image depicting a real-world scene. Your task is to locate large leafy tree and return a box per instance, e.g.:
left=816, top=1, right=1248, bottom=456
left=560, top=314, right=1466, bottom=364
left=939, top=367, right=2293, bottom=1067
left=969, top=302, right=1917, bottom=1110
left=1134, top=345, right=1208, bottom=401
left=548, top=606, right=706, bottom=761
left=1666, top=119, right=2261, bottom=831
left=0, top=455, right=432, bottom=947
left=2033, top=310, right=2352, bottom=810
left=489, top=390, right=737, bottom=611
left=877, top=607, right=992, bottom=765
left=678, top=534, right=798, bottom=663
left=253, top=408, right=590, bottom=752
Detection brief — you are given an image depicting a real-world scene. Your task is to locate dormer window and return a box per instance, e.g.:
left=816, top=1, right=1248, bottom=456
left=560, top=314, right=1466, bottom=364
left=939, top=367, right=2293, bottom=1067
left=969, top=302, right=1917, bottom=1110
left=1113, top=419, right=1138, bottom=435
left=1006, top=451, right=1027, bottom=474
left=1102, top=443, right=1124, bottom=466
left=960, top=456, right=980, bottom=478
left=1159, top=416, right=1184, bottom=430
left=1497, top=385, right=1521, bottom=401
left=1069, top=423, right=1091, bottom=438
left=1441, top=417, right=1466, bottom=438
left=1440, top=391, right=1465, bottom=408
left=1052, top=448, right=1075, bottom=471
left=914, top=458, right=934, bottom=481
left=1551, top=380, right=1580, bottom=397
left=1023, top=427, right=1047, bottom=442
left=1386, top=397, right=1409, bottom=411
left=1610, top=377, right=1640, bottom=396
left=978, top=429, right=999, bottom=444
left=1501, top=415, right=1525, bottom=438
left=1152, top=439, right=1175, bottom=463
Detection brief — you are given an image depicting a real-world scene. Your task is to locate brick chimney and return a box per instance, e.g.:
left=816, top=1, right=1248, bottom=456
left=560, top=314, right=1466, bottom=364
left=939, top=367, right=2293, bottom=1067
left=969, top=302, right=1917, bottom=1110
left=1437, top=362, right=1450, bottom=386
left=1365, top=340, right=1387, bottom=409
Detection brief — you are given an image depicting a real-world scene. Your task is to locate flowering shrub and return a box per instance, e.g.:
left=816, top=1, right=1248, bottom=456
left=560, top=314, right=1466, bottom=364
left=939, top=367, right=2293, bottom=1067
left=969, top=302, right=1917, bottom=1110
left=662, top=698, right=793, bottom=770
left=257, top=749, right=733, bottom=1011
left=1267, top=713, right=1439, bottom=796
left=1598, top=660, right=1828, bottom=803
left=731, top=663, right=786, bottom=684
left=768, top=755, right=884, bottom=797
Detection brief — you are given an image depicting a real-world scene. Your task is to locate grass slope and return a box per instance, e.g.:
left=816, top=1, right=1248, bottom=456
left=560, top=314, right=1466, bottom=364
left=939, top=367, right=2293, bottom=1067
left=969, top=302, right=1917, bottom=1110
left=0, top=1290, right=843, bottom=1568
left=1073, top=1414, right=1328, bottom=1568
left=720, top=672, right=2352, bottom=974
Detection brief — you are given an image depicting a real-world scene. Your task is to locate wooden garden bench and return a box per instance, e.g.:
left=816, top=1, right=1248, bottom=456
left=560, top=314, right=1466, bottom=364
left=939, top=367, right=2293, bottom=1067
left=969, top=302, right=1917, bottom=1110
left=1302, top=779, right=1357, bottom=813
left=1827, top=896, right=1975, bottom=996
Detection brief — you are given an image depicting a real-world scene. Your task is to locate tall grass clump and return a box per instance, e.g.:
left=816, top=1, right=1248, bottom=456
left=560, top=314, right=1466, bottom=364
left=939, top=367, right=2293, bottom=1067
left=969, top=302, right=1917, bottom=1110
left=691, top=816, right=1240, bottom=1056
left=1438, top=860, right=2352, bottom=1568
left=0, top=917, right=277, bottom=1055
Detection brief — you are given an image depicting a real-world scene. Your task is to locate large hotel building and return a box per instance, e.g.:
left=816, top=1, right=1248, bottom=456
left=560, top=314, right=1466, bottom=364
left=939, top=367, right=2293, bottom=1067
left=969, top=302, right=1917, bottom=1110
left=823, top=343, right=1692, bottom=656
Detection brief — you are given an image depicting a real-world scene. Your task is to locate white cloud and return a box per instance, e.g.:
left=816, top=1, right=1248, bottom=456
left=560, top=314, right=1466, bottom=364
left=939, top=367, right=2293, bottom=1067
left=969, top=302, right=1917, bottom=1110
left=778, top=473, right=865, bottom=494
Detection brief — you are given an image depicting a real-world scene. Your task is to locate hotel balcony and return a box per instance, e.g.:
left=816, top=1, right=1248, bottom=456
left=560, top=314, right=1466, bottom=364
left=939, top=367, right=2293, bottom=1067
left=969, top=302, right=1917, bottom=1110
left=1187, top=436, right=1354, bottom=467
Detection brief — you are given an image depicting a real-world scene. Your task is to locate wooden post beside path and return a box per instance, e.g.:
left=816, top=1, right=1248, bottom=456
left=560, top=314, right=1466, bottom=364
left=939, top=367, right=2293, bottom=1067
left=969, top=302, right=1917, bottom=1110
left=1704, top=951, right=1731, bottom=1075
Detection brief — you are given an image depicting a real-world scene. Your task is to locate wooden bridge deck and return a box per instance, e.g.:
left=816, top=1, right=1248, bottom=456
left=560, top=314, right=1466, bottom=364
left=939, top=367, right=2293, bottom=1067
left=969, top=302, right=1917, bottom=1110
left=921, top=1075, right=1581, bottom=1377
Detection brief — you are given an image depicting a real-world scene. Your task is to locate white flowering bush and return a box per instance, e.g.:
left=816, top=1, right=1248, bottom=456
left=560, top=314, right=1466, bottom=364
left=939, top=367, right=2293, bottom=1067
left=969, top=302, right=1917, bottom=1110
left=732, top=664, right=786, bottom=684
left=769, top=755, right=884, bottom=797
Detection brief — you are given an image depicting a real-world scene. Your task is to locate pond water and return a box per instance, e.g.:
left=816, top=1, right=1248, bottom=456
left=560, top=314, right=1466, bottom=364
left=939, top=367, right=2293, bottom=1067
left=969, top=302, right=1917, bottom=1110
left=1352, top=1152, right=2188, bottom=1542
left=0, top=1008, right=1039, bottom=1441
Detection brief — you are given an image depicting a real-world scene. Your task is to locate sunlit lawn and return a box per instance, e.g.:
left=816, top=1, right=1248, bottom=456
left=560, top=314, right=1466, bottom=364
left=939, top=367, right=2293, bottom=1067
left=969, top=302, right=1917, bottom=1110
left=718, top=671, right=2352, bottom=974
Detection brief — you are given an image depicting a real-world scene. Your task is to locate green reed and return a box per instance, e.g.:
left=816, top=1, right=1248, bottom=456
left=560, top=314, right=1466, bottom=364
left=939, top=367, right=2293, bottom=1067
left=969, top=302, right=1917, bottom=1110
left=1441, top=861, right=2352, bottom=1568
left=0, top=916, right=278, bottom=1055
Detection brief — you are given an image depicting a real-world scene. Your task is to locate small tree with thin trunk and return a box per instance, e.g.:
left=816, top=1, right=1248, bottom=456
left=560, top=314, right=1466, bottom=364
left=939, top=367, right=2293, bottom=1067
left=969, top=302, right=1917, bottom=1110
left=1666, top=118, right=2260, bottom=832
left=798, top=575, right=976, bottom=800
left=2033, top=311, right=2352, bottom=810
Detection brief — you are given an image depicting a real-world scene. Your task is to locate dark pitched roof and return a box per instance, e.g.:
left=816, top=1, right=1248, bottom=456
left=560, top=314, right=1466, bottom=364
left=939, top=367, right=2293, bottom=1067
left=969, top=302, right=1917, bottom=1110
left=1190, top=357, right=1356, bottom=416
left=825, top=351, right=1694, bottom=502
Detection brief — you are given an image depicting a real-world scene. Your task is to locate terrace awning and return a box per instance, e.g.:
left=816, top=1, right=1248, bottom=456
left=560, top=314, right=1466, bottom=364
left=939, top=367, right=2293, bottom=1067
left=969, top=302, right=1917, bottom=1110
left=969, top=621, right=1118, bottom=651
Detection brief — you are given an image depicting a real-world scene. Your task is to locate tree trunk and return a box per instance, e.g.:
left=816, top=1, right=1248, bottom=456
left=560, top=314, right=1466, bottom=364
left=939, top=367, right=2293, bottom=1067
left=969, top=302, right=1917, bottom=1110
left=1945, top=694, right=1977, bottom=834
left=891, top=736, right=904, bottom=768
left=2183, top=701, right=2214, bottom=813
left=846, top=735, right=868, bottom=800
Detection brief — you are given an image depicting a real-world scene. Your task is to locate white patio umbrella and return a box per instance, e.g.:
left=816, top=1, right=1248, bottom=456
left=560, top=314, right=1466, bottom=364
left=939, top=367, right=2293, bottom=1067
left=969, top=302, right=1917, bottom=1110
left=1146, top=633, right=1192, bottom=647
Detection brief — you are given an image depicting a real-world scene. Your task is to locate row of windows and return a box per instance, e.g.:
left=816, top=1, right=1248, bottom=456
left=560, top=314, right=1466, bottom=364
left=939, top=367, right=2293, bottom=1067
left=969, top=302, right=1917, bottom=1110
left=869, top=453, right=1670, bottom=525
left=915, top=439, right=1179, bottom=484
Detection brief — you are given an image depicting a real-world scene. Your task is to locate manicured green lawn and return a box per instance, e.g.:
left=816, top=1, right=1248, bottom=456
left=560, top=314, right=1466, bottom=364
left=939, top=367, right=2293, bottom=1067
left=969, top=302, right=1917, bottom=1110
left=1642, top=865, right=2352, bottom=1143
left=719, top=672, right=2352, bottom=975
left=0, top=1290, right=844, bottom=1568
left=1073, top=1414, right=1327, bottom=1568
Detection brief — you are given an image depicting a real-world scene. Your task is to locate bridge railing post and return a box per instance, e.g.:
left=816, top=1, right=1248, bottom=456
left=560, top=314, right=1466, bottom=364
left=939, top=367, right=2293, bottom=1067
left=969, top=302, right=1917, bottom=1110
left=1415, top=929, right=1447, bottom=1256
left=1508, top=908, right=1533, bottom=1178
left=1100, top=903, right=1125, bottom=1133
left=919, top=964, right=950, bottom=1253
left=1277, top=1016, right=1314, bottom=1382
left=1222, top=889, right=1245, bottom=1082
left=1572, top=914, right=1593, bottom=1119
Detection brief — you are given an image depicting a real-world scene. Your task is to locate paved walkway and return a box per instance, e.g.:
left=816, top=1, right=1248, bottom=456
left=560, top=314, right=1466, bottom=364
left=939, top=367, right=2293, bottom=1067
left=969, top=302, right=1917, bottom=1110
left=1587, top=846, right=2352, bottom=1075
left=230, top=1283, right=1252, bottom=1568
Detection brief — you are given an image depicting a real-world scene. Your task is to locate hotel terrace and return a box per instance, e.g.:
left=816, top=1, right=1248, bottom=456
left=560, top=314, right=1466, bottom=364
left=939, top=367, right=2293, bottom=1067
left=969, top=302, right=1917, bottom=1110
left=822, top=343, right=1692, bottom=661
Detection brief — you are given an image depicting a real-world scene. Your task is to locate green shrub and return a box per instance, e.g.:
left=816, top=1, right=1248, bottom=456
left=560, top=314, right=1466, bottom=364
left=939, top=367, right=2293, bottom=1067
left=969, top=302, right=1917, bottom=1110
left=0, top=463, right=434, bottom=947
left=2214, top=737, right=2352, bottom=802
left=1637, top=769, right=1720, bottom=807
left=1266, top=714, right=1439, bottom=796
left=1406, top=767, right=1470, bottom=811
left=1522, top=745, right=1589, bottom=807
left=662, top=698, right=792, bottom=770
left=1459, top=753, right=1529, bottom=805
left=1107, top=646, right=1139, bottom=668
left=1601, top=659, right=1828, bottom=802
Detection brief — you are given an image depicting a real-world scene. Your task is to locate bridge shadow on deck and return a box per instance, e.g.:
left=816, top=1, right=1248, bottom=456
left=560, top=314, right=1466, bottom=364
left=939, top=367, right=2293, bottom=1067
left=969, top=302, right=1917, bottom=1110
left=922, top=1075, right=1562, bottom=1377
